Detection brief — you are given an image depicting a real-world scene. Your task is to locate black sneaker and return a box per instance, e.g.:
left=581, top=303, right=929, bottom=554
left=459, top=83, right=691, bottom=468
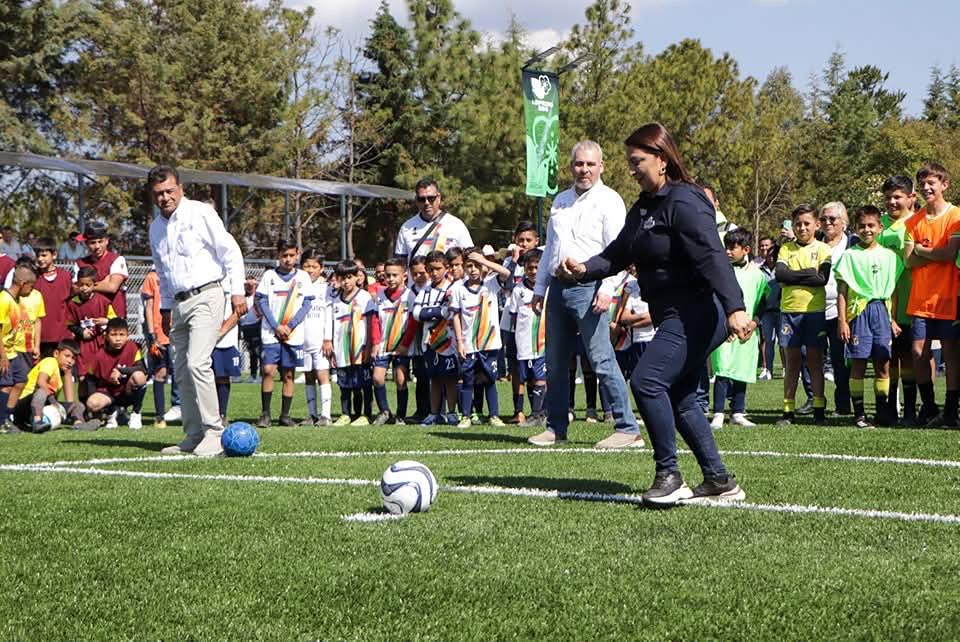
left=875, top=410, right=896, bottom=428
left=917, top=404, right=940, bottom=426
left=256, top=413, right=272, bottom=428
left=813, top=408, right=826, bottom=425
left=278, top=415, right=296, bottom=427
left=641, top=470, right=693, bottom=507
left=687, top=474, right=746, bottom=503
left=926, top=413, right=960, bottom=429
left=776, top=412, right=794, bottom=426
left=372, top=411, right=393, bottom=426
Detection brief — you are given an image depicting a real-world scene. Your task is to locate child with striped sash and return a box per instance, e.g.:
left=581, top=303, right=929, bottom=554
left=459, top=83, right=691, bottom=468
left=505, top=249, right=548, bottom=427
left=371, top=258, right=418, bottom=425
left=412, top=251, right=459, bottom=425
left=328, top=260, right=379, bottom=425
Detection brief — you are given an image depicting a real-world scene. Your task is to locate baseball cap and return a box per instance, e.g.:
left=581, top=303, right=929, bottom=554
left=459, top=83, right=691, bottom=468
left=83, top=220, right=108, bottom=240
left=481, top=244, right=495, bottom=257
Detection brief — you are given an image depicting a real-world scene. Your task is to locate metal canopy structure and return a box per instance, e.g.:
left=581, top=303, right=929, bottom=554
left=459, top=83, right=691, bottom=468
left=0, top=151, right=414, bottom=258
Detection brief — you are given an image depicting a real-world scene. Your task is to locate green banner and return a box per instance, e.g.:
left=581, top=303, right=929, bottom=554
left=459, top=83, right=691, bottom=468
left=522, top=69, right=560, bottom=197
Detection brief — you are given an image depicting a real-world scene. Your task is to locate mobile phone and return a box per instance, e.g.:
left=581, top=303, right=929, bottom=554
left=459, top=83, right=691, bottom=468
left=782, top=219, right=792, bottom=230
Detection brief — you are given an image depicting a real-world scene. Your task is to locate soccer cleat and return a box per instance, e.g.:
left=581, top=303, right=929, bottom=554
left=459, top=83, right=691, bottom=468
left=855, top=415, right=874, bottom=429
left=917, top=404, right=939, bottom=426
left=128, top=412, right=143, bottom=430
left=527, top=429, right=564, bottom=446
left=584, top=409, right=600, bottom=423
left=470, top=412, right=481, bottom=423
left=758, top=368, right=772, bottom=381
left=153, top=419, right=167, bottom=429
left=445, top=412, right=460, bottom=426
left=710, top=413, right=725, bottom=429
left=685, top=474, right=746, bottom=504
left=332, top=415, right=352, bottom=426
left=2, top=420, right=22, bottom=434
left=420, top=414, right=442, bottom=426
left=795, top=400, right=814, bottom=415
left=641, top=470, right=693, bottom=507
left=372, top=411, right=392, bottom=426
left=520, top=414, right=547, bottom=428
left=315, top=416, right=332, bottom=427
left=926, top=413, right=960, bottom=429
left=394, top=417, right=406, bottom=425
left=594, top=431, right=644, bottom=449
left=489, top=416, right=506, bottom=427
left=509, top=412, right=526, bottom=425
left=163, top=406, right=182, bottom=423
left=104, top=410, right=119, bottom=429
left=256, top=413, right=272, bottom=428
left=278, top=415, right=297, bottom=427
left=193, top=428, right=225, bottom=457
left=456, top=415, right=472, bottom=429
left=730, top=413, right=756, bottom=427
left=351, top=416, right=370, bottom=426
left=775, top=412, right=794, bottom=426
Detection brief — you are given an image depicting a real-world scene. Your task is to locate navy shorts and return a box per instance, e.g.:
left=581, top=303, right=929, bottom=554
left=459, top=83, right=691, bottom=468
left=516, top=356, right=546, bottom=383
left=911, top=316, right=960, bottom=341
left=262, top=343, right=304, bottom=369
left=337, top=364, right=371, bottom=389
left=779, top=311, right=827, bottom=348
left=372, top=354, right=411, bottom=371
left=0, top=353, right=30, bottom=387
left=460, top=350, right=499, bottom=382
left=502, top=330, right=517, bottom=361
left=212, top=346, right=242, bottom=378
left=845, top=301, right=893, bottom=361
left=424, top=348, right=458, bottom=378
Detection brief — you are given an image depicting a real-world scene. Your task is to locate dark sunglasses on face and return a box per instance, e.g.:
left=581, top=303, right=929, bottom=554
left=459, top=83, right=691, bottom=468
left=819, top=216, right=838, bottom=223
left=416, top=195, right=439, bottom=203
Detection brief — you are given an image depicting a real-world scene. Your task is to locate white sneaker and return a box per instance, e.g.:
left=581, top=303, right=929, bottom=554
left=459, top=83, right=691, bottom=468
left=163, top=406, right=182, bottom=423
left=824, top=371, right=835, bottom=383
left=758, top=368, right=772, bottom=381
left=104, top=410, right=119, bottom=429
left=731, top=413, right=756, bottom=427
left=710, top=413, right=725, bottom=429
left=193, top=428, right=224, bottom=457
left=128, top=412, right=143, bottom=430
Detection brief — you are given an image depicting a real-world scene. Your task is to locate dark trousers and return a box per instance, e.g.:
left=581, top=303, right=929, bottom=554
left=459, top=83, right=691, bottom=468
left=630, top=297, right=729, bottom=478
left=241, top=324, right=262, bottom=378
left=712, top=377, right=746, bottom=414
left=825, top=317, right=851, bottom=413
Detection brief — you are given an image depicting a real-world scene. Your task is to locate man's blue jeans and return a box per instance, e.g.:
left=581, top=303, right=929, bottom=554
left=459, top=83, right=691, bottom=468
left=545, top=278, right=639, bottom=440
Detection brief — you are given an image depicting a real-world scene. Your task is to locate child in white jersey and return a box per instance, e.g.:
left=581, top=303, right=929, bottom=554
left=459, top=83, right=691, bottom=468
left=298, top=250, right=333, bottom=426
left=372, top=258, right=418, bottom=425
left=451, top=249, right=511, bottom=427
left=506, top=249, right=548, bottom=426
left=412, top=250, right=458, bottom=425
left=212, top=288, right=241, bottom=424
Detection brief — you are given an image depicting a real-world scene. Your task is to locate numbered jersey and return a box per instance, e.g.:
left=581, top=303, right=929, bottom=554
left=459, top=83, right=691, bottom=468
left=330, top=289, right=376, bottom=367
left=302, top=279, right=333, bottom=351
left=508, top=281, right=546, bottom=361
left=377, top=287, right=416, bottom=357
left=257, top=268, right=313, bottom=346
left=414, top=281, right=456, bottom=356
left=451, top=275, right=502, bottom=354
left=216, top=290, right=239, bottom=349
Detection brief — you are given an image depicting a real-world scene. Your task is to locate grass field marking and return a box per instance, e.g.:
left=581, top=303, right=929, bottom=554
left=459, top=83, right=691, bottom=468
left=9, top=445, right=960, bottom=472
left=7, top=464, right=960, bottom=527
left=342, top=512, right=407, bottom=523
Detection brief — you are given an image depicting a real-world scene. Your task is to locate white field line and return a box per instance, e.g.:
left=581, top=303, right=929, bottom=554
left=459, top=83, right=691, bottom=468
left=6, top=446, right=960, bottom=471
left=342, top=512, right=407, bottom=523
left=9, top=464, right=960, bottom=527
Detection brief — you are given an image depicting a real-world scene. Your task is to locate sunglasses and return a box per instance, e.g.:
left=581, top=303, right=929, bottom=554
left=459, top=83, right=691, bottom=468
left=416, top=195, right=439, bottom=203
left=819, top=216, right=839, bottom=223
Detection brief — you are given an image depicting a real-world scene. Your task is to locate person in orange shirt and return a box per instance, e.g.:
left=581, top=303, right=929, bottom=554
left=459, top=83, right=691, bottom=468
left=141, top=270, right=180, bottom=427
left=904, top=162, right=960, bottom=427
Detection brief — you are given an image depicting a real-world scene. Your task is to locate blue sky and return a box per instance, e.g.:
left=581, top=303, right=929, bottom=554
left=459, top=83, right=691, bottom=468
left=303, top=0, right=959, bottom=117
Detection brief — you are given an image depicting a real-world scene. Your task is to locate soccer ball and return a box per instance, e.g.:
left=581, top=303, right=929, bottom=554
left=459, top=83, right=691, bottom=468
left=221, top=422, right=260, bottom=457
left=380, top=460, right=438, bottom=515
left=42, top=404, right=66, bottom=430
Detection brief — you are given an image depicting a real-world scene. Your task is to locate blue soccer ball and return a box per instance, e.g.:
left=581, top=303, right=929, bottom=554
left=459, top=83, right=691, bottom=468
left=221, top=422, right=260, bottom=457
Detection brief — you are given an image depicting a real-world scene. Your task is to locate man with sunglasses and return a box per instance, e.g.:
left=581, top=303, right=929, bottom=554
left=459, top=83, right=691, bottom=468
left=394, top=178, right=473, bottom=263
left=820, top=201, right=854, bottom=416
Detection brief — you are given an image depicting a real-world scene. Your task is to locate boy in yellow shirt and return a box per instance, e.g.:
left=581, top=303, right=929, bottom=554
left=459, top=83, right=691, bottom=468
left=6, top=340, right=95, bottom=433
left=776, top=204, right=832, bottom=425
left=0, top=266, right=45, bottom=428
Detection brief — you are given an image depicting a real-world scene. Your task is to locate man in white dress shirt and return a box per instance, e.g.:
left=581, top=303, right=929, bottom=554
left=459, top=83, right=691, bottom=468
left=147, top=166, right=247, bottom=457
left=528, top=140, right=642, bottom=448
left=394, top=177, right=473, bottom=262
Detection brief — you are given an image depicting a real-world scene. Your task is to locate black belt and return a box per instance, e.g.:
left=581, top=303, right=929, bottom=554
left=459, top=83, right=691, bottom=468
left=174, top=281, right=220, bottom=303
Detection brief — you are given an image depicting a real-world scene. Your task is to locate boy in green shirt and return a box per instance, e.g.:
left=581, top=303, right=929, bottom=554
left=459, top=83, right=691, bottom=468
left=710, top=229, right=768, bottom=428
left=835, top=206, right=903, bottom=428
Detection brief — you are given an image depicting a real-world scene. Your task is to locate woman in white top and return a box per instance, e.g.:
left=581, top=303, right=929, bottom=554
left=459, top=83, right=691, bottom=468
left=820, top=201, right=853, bottom=415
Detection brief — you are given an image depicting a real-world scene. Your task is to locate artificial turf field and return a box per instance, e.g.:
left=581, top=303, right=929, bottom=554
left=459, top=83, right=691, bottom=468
left=2, top=375, right=959, bottom=641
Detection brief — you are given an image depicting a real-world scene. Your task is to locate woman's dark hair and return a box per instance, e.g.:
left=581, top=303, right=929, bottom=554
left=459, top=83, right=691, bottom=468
left=624, top=123, right=694, bottom=184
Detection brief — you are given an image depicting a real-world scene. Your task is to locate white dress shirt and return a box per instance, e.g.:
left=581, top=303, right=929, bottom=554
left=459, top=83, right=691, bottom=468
left=534, top=179, right=627, bottom=297
left=149, top=197, right=245, bottom=309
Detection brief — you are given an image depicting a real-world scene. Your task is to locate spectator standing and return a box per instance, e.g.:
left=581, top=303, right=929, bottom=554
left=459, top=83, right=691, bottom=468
left=394, top=178, right=474, bottom=262
left=74, top=221, right=129, bottom=318
left=58, top=231, right=88, bottom=261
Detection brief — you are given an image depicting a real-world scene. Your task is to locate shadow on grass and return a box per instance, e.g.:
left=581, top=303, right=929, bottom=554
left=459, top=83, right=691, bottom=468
left=62, top=438, right=167, bottom=452
left=447, top=474, right=634, bottom=495
left=426, top=431, right=530, bottom=444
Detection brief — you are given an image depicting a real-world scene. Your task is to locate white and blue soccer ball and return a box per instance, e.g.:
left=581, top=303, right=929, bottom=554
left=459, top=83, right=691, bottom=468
left=380, top=460, right=438, bottom=515
left=42, top=403, right=66, bottom=430
left=221, top=422, right=260, bottom=457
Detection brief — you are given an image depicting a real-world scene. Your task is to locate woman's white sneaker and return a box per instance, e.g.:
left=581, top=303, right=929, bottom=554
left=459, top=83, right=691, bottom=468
left=731, top=413, right=756, bottom=427
left=710, top=413, right=725, bottom=429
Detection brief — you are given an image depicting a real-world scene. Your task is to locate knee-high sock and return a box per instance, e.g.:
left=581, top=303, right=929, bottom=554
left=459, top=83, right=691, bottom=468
left=281, top=394, right=293, bottom=418
left=374, top=384, right=390, bottom=413
left=568, top=370, right=576, bottom=410
left=484, top=380, right=499, bottom=417
left=153, top=379, right=166, bottom=417
left=352, top=388, right=363, bottom=417
left=875, top=378, right=890, bottom=415
left=341, top=387, right=353, bottom=418
left=396, top=387, right=408, bottom=419
left=458, top=383, right=474, bottom=419
left=305, top=382, right=317, bottom=418
left=131, top=385, right=147, bottom=413
left=473, top=383, right=484, bottom=414
left=901, top=368, right=916, bottom=417
left=584, top=372, right=598, bottom=410
left=513, top=392, right=524, bottom=415
left=529, top=384, right=546, bottom=415
left=319, top=383, right=332, bottom=419
left=850, top=378, right=865, bottom=417
left=216, top=382, right=230, bottom=417
left=261, top=390, right=272, bottom=415
left=362, top=384, right=373, bottom=416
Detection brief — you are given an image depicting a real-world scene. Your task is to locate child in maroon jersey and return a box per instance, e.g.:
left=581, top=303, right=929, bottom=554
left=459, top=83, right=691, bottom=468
left=66, top=266, right=115, bottom=381
left=73, top=220, right=128, bottom=318
left=84, top=318, right=147, bottom=428
left=33, top=238, right=73, bottom=358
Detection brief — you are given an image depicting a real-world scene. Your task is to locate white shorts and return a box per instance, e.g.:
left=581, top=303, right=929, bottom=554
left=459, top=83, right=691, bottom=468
left=298, top=346, right=330, bottom=373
